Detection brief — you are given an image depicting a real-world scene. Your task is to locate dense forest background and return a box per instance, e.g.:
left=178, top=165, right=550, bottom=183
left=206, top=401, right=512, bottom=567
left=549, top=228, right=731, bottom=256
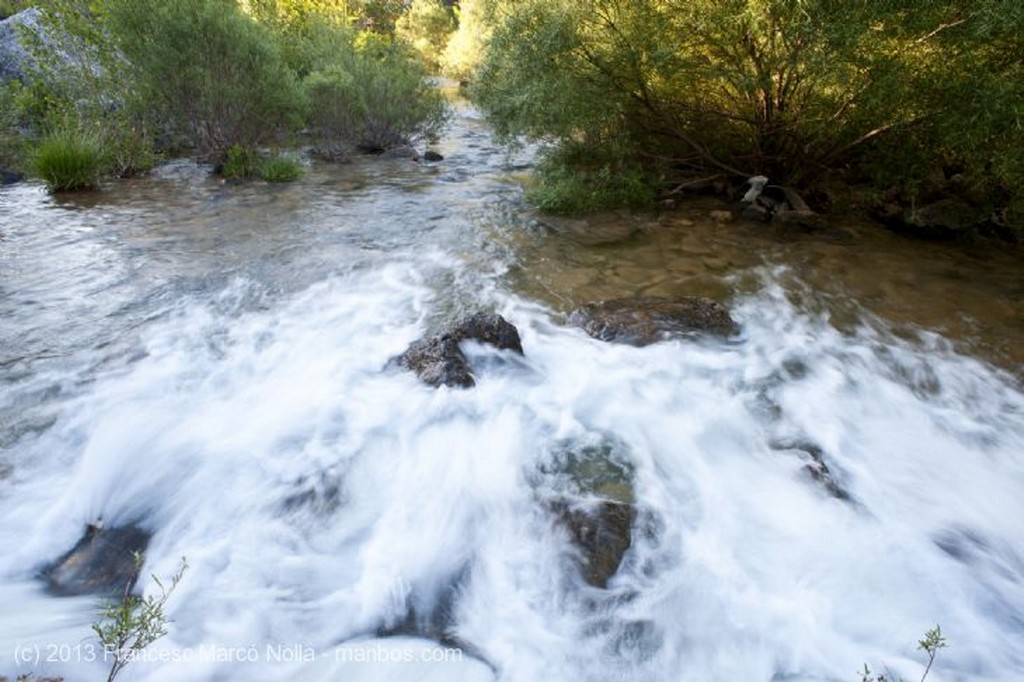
left=1, top=0, right=1021, bottom=239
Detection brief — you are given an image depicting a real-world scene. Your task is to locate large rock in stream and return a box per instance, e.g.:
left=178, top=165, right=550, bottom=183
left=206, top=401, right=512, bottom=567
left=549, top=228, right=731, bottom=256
left=571, top=296, right=738, bottom=345
left=550, top=498, right=636, bottom=589
left=536, top=435, right=639, bottom=589
left=43, top=523, right=150, bottom=597
left=396, top=313, right=524, bottom=388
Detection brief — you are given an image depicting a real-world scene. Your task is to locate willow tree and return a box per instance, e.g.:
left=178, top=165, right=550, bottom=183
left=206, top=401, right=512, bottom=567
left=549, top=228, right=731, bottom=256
left=474, top=0, right=1024, bottom=220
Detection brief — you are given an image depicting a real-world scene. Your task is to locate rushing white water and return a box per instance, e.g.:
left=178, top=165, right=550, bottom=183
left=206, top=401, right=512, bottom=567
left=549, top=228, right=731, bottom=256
left=2, top=104, right=1023, bottom=682
left=1, top=264, right=1022, bottom=681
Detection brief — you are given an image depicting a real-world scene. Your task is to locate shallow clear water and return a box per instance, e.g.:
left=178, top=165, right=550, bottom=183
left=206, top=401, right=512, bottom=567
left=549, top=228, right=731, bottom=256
left=1, top=101, right=1023, bottom=682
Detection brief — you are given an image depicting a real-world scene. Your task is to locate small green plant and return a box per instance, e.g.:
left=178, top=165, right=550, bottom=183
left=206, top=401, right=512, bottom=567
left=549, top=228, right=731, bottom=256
left=220, top=146, right=305, bottom=181
left=859, top=625, right=948, bottom=682
left=93, top=554, right=187, bottom=682
left=33, top=125, right=107, bottom=192
left=257, top=153, right=304, bottom=182
left=220, top=144, right=261, bottom=179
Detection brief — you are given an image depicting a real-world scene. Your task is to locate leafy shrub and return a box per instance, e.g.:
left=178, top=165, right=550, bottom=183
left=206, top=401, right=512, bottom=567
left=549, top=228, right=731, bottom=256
left=395, top=0, right=456, bottom=72
left=103, top=117, right=158, bottom=178
left=220, top=144, right=262, bottom=179
left=302, top=26, right=448, bottom=156
left=101, top=0, right=304, bottom=160
left=440, top=0, right=495, bottom=82
left=528, top=144, right=652, bottom=214
left=257, top=153, right=304, bottom=181
left=474, top=0, right=1024, bottom=224
left=0, top=82, right=28, bottom=173
left=33, top=123, right=107, bottom=191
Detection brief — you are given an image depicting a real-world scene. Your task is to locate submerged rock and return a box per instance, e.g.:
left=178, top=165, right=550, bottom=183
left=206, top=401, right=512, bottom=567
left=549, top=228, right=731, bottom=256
left=550, top=497, right=636, bottom=589
left=396, top=313, right=524, bottom=388
left=770, top=439, right=849, bottom=501
left=43, top=523, right=150, bottom=597
left=533, top=435, right=637, bottom=588
left=538, top=435, right=635, bottom=504
left=423, top=150, right=444, bottom=162
left=1, top=167, right=22, bottom=185
left=376, top=575, right=465, bottom=649
left=281, top=470, right=343, bottom=515
left=377, top=145, right=421, bottom=161
left=570, top=296, right=738, bottom=345
left=874, top=197, right=979, bottom=240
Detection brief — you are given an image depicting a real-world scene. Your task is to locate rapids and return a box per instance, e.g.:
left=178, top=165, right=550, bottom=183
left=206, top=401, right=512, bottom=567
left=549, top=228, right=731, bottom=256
left=1, top=100, right=1023, bottom=682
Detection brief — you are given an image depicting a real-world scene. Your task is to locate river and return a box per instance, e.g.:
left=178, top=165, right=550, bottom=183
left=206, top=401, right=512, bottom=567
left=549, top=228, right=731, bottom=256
left=1, top=99, right=1023, bottom=682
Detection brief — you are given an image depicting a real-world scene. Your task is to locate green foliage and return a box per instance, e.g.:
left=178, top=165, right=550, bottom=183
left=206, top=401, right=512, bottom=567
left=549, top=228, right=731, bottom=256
left=93, top=555, right=187, bottom=682
left=258, top=153, right=304, bottom=181
left=395, top=0, right=456, bottom=72
left=20, top=1, right=159, bottom=179
left=0, top=0, right=31, bottom=19
left=859, top=625, right=948, bottom=682
left=352, top=0, right=406, bottom=34
left=474, top=0, right=1024, bottom=224
left=220, top=145, right=304, bottom=181
left=220, top=144, right=262, bottom=179
left=528, top=144, right=652, bottom=214
left=99, top=0, right=303, bottom=160
left=33, top=122, right=107, bottom=191
left=440, top=0, right=496, bottom=82
left=302, top=26, right=449, bottom=156
left=17, top=0, right=453, bottom=179
left=0, top=82, right=28, bottom=172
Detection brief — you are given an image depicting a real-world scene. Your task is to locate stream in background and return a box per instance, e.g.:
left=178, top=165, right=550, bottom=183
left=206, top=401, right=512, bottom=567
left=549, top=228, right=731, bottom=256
left=1, top=100, right=1023, bottom=681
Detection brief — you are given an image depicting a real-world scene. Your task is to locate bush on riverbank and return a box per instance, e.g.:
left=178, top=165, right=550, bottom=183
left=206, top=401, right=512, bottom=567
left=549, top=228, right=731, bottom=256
left=5, top=0, right=448, bottom=187
left=220, top=145, right=305, bottom=182
left=528, top=144, right=652, bottom=214
left=302, top=25, right=448, bottom=157
left=0, top=82, right=27, bottom=174
left=33, top=123, right=106, bottom=191
left=471, top=0, right=1024, bottom=236
left=101, top=0, right=303, bottom=162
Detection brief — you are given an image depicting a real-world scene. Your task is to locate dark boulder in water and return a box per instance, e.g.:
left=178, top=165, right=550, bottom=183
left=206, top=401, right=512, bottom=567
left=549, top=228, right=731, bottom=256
left=549, top=497, right=635, bottom=589
left=770, top=439, right=850, bottom=501
left=43, top=522, right=150, bottom=597
left=396, top=313, right=524, bottom=388
left=1, top=168, right=22, bottom=185
left=570, top=296, right=738, bottom=345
